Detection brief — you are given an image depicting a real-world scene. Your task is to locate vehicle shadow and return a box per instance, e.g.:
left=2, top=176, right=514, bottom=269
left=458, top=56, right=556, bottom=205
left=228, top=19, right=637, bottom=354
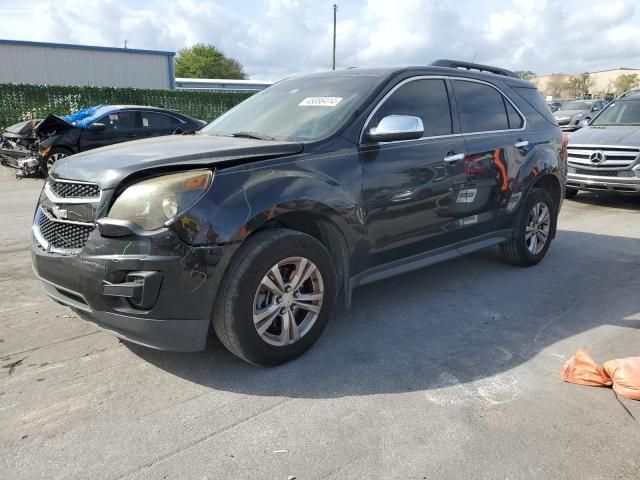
left=569, top=191, right=640, bottom=211
left=126, top=230, right=640, bottom=399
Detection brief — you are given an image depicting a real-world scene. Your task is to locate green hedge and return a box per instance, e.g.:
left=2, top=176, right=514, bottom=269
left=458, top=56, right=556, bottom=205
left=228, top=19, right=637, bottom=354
left=0, top=84, right=254, bottom=131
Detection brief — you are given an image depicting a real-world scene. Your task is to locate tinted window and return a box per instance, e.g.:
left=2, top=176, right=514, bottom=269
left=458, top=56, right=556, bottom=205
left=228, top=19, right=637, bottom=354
left=505, top=100, right=524, bottom=129
left=99, top=111, right=136, bottom=131
left=140, top=112, right=182, bottom=129
left=512, top=87, right=556, bottom=124
left=371, top=79, right=452, bottom=137
left=453, top=80, right=509, bottom=133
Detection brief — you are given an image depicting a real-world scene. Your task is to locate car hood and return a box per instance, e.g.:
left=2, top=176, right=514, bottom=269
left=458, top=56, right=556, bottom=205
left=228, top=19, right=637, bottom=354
left=568, top=125, right=640, bottom=145
left=553, top=110, right=585, bottom=118
left=2, top=119, right=41, bottom=139
left=50, top=134, right=304, bottom=188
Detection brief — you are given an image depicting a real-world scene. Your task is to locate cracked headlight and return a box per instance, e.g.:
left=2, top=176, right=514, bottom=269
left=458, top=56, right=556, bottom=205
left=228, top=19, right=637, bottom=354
left=108, top=170, right=213, bottom=230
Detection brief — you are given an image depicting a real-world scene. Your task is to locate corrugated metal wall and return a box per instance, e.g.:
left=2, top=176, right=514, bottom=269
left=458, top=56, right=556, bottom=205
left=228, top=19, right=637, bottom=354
left=0, top=43, right=172, bottom=89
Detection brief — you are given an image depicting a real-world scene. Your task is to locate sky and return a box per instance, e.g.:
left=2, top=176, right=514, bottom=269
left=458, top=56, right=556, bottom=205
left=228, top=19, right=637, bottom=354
left=1, top=0, right=639, bottom=81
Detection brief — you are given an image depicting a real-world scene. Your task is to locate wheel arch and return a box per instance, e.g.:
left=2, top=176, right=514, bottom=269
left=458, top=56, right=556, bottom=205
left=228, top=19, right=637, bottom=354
left=527, top=172, right=561, bottom=238
left=253, top=210, right=353, bottom=309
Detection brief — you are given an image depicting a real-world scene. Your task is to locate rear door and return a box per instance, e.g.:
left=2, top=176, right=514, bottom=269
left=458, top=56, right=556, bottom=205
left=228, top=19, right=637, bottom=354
left=360, top=77, right=469, bottom=267
left=450, top=79, right=529, bottom=239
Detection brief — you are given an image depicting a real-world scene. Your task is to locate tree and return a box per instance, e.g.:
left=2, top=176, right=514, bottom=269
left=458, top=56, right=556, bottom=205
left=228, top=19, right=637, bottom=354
left=565, top=73, right=592, bottom=99
left=515, top=70, right=536, bottom=81
left=546, top=74, right=568, bottom=99
left=175, top=43, right=247, bottom=79
left=614, top=74, right=639, bottom=95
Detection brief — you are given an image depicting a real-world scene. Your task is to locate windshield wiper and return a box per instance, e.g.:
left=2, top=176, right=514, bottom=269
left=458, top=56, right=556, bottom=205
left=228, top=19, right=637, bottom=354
left=229, top=131, right=275, bottom=141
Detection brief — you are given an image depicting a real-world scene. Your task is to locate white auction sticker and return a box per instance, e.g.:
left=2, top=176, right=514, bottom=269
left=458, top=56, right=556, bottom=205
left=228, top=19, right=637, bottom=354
left=298, top=97, right=343, bottom=107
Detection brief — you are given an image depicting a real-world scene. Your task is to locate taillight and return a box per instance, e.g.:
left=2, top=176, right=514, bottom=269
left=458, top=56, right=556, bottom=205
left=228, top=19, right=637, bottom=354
left=561, top=133, right=569, bottom=162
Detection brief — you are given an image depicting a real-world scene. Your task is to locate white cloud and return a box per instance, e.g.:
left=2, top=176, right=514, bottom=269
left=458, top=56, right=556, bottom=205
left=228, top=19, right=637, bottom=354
left=1, top=0, right=639, bottom=79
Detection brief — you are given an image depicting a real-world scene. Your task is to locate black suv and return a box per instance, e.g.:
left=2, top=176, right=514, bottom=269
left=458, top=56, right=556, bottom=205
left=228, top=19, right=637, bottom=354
left=32, top=60, right=566, bottom=365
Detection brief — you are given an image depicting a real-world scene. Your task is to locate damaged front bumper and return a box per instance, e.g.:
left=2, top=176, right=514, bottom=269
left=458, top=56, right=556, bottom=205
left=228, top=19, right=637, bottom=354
left=31, top=212, right=239, bottom=351
left=0, top=149, right=40, bottom=174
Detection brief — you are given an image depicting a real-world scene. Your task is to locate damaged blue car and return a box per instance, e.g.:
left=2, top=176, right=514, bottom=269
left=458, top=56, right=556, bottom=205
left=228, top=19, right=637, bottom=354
left=1, top=105, right=205, bottom=176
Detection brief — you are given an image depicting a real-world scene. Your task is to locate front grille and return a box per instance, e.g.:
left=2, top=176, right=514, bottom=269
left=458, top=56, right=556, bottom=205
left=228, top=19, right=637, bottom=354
left=574, top=168, right=620, bottom=177
left=38, top=209, right=94, bottom=250
left=568, top=145, right=640, bottom=168
left=48, top=178, right=100, bottom=198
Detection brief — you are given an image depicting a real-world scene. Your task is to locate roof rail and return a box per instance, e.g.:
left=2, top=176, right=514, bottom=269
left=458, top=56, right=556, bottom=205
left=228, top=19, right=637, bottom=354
left=431, top=59, right=519, bottom=79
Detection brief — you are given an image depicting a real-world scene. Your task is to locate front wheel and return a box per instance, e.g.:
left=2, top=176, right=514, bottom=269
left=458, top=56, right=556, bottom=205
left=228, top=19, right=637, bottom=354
left=213, top=229, right=337, bottom=366
left=41, top=148, right=71, bottom=175
left=500, top=188, right=557, bottom=266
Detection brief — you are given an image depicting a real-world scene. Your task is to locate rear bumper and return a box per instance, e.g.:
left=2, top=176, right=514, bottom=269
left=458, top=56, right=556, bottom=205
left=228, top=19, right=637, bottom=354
left=567, top=173, right=640, bottom=193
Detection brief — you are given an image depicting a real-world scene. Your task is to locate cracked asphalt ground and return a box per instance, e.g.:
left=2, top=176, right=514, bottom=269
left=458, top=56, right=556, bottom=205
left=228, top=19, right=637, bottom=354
left=1, top=166, right=639, bottom=480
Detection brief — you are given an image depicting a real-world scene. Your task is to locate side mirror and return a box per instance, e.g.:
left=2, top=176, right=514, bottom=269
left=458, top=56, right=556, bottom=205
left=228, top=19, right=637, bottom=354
left=88, top=122, right=106, bottom=132
left=366, top=115, right=424, bottom=143
left=592, top=106, right=601, bottom=112
left=578, top=119, right=590, bottom=128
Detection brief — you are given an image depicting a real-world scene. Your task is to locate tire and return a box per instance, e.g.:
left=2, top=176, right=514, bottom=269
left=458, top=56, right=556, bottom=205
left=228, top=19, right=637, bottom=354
left=40, top=147, right=71, bottom=175
left=213, top=229, right=337, bottom=366
left=500, top=188, right=557, bottom=267
left=564, top=187, right=579, bottom=199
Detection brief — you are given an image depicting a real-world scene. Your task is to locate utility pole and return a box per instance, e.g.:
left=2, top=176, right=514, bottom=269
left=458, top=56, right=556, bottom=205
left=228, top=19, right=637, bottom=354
left=332, top=4, right=337, bottom=70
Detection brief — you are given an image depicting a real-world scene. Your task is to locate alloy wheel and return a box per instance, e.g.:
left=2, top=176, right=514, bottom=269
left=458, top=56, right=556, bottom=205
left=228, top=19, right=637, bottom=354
left=525, top=201, right=550, bottom=255
left=253, top=256, right=324, bottom=347
left=47, top=153, right=67, bottom=171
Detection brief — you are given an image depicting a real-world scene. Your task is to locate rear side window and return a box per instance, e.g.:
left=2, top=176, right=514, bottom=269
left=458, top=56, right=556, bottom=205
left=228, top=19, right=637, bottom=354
left=512, top=87, right=557, bottom=125
left=505, top=101, right=523, bottom=129
left=371, top=79, right=453, bottom=137
left=140, top=112, right=182, bottom=129
left=453, top=80, right=512, bottom=133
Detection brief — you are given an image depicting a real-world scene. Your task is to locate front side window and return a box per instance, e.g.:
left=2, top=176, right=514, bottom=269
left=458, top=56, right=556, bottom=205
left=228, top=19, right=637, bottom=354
left=453, top=80, right=515, bottom=133
left=99, top=111, right=136, bottom=131
left=591, top=100, right=640, bottom=126
left=368, top=79, right=453, bottom=138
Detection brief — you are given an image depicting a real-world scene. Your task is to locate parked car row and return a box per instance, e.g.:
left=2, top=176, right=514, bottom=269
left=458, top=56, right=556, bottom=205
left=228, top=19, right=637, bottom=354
left=0, top=105, right=205, bottom=177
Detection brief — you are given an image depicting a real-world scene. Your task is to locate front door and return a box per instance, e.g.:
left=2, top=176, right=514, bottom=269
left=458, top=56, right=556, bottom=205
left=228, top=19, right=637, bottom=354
left=361, top=78, right=469, bottom=267
left=79, top=110, right=138, bottom=151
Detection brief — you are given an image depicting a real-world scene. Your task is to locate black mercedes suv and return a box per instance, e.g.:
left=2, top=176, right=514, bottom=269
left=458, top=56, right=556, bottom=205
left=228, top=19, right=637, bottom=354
left=32, top=60, right=566, bottom=366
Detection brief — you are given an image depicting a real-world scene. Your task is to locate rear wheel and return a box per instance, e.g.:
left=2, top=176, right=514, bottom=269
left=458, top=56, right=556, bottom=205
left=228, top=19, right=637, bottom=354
left=213, top=229, right=337, bottom=366
left=500, top=188, right=556, bottom=266
left=564, top=187, right=579, bottom=199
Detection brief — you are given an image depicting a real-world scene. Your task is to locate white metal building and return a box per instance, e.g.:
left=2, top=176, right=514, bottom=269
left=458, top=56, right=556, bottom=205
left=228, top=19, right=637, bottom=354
left=175, top=77, right=273, bottom=92
left=0, top=39, right=175, bottom=89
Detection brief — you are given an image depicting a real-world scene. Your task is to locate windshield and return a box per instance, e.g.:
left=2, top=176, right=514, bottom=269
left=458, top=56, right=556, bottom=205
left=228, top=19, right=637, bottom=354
left=591, top=100, right=640, bottom=126
left=201, top=74, right=379, bottom=142
left=558, top=101, right=592, bottom=111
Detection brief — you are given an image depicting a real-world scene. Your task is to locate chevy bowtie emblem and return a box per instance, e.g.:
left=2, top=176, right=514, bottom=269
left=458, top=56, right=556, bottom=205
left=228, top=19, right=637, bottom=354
left=589, top=151, right=605, bottom=164
left=51, top=205, right=68, bottom=220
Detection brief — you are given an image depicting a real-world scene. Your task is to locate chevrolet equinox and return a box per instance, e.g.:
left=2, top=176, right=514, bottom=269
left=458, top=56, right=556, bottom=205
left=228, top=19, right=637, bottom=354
left=32, top=60, right=567, bottom=365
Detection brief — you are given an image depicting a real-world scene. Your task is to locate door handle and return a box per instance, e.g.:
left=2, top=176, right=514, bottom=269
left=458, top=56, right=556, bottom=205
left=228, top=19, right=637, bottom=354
left=514, top=140, right=530, bottom=148
left=443, top=153, right=465, bottom=163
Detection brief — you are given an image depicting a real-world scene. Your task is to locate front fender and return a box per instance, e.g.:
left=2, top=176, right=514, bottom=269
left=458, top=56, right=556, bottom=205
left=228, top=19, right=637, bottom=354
left=169, top=155, right=362, bottom=246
